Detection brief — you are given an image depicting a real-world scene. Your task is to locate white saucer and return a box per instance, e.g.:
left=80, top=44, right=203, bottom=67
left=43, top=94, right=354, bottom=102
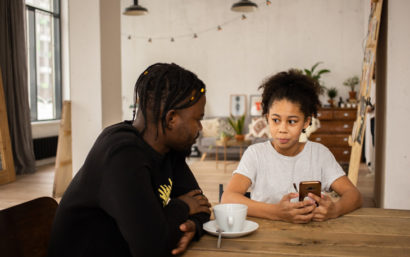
left=203, top=220, right=259, bottom=238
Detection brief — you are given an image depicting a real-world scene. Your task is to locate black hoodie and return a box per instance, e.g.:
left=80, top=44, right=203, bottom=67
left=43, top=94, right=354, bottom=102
left=48, top=121, right=210, bottom=257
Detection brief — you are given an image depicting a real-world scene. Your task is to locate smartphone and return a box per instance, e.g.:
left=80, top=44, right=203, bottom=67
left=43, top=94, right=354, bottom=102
left=299, top=181, right=321, bottom=201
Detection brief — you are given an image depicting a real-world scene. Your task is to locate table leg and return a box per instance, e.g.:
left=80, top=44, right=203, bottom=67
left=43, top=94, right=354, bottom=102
left=224, top=145, right=227, bottom=172
left=200, top=152, right=207, bottom=161
left=215, top=145, right=218, bottom=169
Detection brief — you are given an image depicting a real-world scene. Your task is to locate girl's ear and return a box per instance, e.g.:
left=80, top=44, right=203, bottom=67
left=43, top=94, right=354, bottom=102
left=304, top=115, right=312, bottom=129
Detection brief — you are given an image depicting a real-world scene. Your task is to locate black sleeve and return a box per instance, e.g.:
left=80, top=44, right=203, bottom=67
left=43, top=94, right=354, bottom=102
left=170, top=154, right=211, bottom=240
left=99, top=147, right=189, bottom=257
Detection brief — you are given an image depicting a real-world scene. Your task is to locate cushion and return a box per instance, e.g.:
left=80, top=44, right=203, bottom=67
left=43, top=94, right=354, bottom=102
left=201, top=118, right=220, bottom=137
left=218, top=118, right=235, bottom=136
left=246, top=117, right=271, bottom=139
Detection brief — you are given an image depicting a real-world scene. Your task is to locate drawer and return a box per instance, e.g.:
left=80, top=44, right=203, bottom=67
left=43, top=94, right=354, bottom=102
left=309, top=134, right=349, bottom=147
left=328, top=147, right=351, bottom=163
left=333, top=109, right=357, bottom=120
left=317, top=109, right=333, bottom=120
left=316, top=121, right=354, bottom=133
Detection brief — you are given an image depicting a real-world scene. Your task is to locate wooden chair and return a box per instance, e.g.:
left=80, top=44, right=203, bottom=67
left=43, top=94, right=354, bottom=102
left=0, top=197, right=58, bottom=257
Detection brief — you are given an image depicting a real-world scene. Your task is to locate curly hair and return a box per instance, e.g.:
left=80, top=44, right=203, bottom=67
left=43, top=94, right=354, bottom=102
left=133, top=63, right=206, bottom=136
left=258, top=69, right=321, bottom=119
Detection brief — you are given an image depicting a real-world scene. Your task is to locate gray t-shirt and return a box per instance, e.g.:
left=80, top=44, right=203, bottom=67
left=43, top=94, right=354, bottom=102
left=233, top=140, right=345, bottom=204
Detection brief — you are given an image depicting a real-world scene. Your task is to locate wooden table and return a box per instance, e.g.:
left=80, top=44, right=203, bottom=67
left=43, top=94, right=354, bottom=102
left=215, top=139, right=251, bottom=172
left=183, top=208, right=410, bottom=256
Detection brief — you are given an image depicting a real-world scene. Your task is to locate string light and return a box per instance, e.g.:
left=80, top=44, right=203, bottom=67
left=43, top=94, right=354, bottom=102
left=124, top=0, right=270, bottom=43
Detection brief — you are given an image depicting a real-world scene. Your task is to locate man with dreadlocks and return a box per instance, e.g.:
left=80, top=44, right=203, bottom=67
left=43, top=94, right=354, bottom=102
left=48, top=63, right=211, bottom=257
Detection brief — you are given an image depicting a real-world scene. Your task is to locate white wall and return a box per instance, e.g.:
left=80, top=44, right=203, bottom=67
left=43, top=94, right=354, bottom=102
left=120, top=0, right=365, bottom=119
left=68, top=0, right=102, bottom=173
left=382, top=0, right=410, bottom=209
left=64, top=0, right=410, bottom=209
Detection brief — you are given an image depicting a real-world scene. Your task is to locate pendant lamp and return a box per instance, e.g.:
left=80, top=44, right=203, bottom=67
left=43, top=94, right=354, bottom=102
left=231, top=0, right=258, bottom=12
left=123, top=0, right=148, bottom=16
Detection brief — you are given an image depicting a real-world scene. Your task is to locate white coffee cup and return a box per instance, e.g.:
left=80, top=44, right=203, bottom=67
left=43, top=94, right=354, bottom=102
left=213, top=203, right=248, bottom=232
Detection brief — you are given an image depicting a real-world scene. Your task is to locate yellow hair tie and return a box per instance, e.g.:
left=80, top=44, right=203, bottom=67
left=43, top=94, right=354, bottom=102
left=200, top=88, right=205, bottom=93
left=143, top=71, right=148, bottom=75
left=190, top=96, right=195, bottom=101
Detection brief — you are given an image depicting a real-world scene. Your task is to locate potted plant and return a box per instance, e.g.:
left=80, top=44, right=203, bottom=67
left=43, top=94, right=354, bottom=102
left=327, top=87, right=338, bottom=107
left=220, top=131, right=232, bottom=143
left=303, top=62, right=331, bottom=95
left=227, top=115, right=245, bottom=141
left=343, top=75, right=359, bottom=101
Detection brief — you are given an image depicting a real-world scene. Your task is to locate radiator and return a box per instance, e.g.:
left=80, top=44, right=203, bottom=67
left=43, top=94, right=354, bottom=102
left=33, top=136, right=58, bottom=160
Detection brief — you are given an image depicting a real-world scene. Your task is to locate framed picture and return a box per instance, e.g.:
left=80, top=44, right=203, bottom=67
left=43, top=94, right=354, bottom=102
left=230, top=94, right=247, bottom=117
left=249, top=95, right=262, bottom=117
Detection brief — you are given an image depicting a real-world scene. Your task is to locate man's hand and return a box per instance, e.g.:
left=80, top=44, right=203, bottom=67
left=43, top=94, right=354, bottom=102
left=277, top=193, right=316, bottom=223
left=171, top=219, right=196, bottom=255
left=178, top=189, right=211, bottom=215
left=309, top=193, right=338, bottom=221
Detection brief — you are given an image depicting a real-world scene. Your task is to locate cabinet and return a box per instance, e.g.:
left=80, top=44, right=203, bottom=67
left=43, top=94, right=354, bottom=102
left=310, top=108, right=356, bottom=163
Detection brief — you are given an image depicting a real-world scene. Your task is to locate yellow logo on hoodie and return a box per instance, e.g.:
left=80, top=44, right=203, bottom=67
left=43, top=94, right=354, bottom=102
left=158, top=178, right=173, bottom=207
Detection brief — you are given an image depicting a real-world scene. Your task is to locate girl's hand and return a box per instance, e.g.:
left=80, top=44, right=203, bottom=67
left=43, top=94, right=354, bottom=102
left=277, top=193, right=316, bottom=224
left=309, top=193, right=338, bottom=221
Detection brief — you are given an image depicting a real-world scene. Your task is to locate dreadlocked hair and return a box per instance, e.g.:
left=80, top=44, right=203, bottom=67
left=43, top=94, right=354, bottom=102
left=133, top=63, right=206, bottom=136
left=258, top=69, right=321, bottom=119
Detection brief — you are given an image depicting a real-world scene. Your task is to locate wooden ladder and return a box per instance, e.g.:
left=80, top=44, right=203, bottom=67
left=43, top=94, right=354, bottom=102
left=348, top=0, right=383, bottom=185
left=52, top=100, right=72, bottom=197
left=0, top=68, right=16, bottom=185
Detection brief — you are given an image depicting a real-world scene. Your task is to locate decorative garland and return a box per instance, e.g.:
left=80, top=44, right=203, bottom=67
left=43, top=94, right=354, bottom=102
left=123, top=0, right=272, bottom=43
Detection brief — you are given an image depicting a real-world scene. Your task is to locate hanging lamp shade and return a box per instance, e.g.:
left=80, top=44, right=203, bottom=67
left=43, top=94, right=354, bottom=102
left=123, top=0, right=148, bottom=16
left=231, top=0, right=258, bottom=12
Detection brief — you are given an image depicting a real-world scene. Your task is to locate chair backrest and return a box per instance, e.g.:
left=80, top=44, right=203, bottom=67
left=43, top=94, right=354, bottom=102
left=0, top=197, right=58, bottom=257
left=219, top=184, right=250, bottom=203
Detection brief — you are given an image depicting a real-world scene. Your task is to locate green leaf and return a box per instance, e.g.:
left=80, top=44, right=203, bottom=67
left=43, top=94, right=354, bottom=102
left=227, top=115, right=245, bottom=135
left=317, top=69, right=330, bottom=76
left=311, top=62, right=322, bottom=72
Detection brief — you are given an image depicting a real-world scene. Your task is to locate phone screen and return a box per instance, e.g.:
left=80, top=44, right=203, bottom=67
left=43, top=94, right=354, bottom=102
left=299, top=181, right=321, bottom=201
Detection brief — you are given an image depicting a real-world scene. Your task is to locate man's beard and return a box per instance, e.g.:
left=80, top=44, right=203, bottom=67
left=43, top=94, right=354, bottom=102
left=181, top=147, right=192, bottom=157
left=179, top=133, right=199, bottom=157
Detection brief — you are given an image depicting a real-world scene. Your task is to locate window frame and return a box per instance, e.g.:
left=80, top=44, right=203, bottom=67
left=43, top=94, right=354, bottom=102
left=26, top=0, right=62, bottom=122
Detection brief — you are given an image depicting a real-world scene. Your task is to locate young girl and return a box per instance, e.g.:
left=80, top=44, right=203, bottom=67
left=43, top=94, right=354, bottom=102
left=221, top=70, right=362, bottom=224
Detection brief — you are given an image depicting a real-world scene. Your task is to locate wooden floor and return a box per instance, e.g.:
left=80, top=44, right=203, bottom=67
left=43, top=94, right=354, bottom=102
left=0, top=159, right=375, bottom=210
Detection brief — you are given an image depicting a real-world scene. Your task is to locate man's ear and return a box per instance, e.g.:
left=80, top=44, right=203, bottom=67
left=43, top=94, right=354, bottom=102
left=165, top=110, right=177, bottom=129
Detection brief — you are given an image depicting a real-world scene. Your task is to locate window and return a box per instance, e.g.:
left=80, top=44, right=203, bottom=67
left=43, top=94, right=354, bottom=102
left=26, top=0, right=61, bottom=121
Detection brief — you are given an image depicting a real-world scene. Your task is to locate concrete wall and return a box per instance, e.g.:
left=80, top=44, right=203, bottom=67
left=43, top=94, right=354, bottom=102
left=100, top=0, right=122, bottom=128
left=120, top=0, right=365, bottom=119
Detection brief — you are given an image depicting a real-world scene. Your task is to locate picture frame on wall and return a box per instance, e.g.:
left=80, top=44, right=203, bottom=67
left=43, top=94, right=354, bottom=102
left=249, top=95, right=262, bottom=117
left=230, top=94, right=247, bottom=117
